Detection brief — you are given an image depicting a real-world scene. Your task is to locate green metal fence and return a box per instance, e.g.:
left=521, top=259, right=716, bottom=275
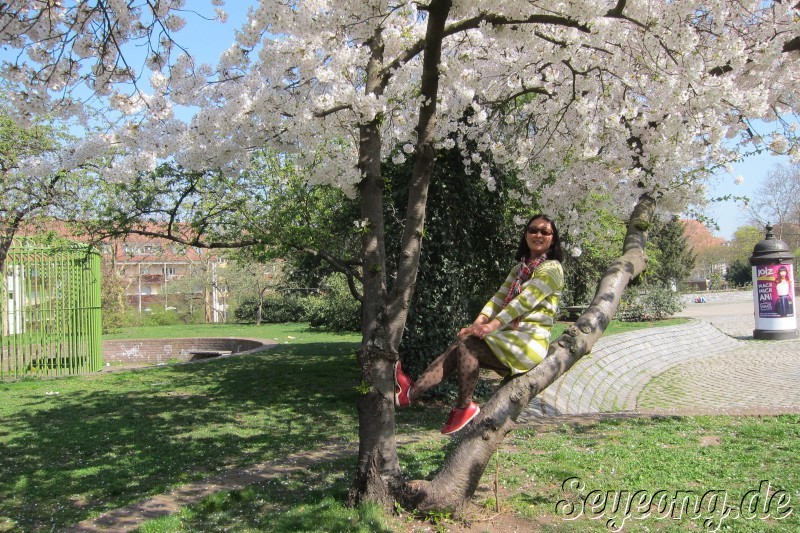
left=1, top=238, right=103, bottom=380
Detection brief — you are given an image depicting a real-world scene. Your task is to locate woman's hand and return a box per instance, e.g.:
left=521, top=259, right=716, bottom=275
left=459, top=315, right=491, bottom=338
left=457, top=325, right=475, bottom=338
left=463, top=319, right=501, bottom=339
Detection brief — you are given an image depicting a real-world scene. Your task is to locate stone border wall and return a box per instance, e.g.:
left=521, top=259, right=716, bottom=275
left=103, top=338, right=273, bottom=366
left=681, top=290, right=753, bottom=304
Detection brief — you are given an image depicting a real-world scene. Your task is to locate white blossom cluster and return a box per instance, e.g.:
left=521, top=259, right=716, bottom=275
left=3, top=0, right=799, bottom=225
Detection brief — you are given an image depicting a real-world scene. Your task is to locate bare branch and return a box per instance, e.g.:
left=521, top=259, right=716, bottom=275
left=292, top=243, right=364, bottom=302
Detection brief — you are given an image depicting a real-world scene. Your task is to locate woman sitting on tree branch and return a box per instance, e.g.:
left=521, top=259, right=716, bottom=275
left=395, top=214, right=565, bottom=434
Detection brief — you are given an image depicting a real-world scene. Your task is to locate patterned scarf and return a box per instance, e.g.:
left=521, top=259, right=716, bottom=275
left=502, top=253, right=548, bottom=329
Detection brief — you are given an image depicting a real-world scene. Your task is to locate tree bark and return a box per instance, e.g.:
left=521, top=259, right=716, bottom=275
left=406, top=193, right=657, bottom=512
left=256, top=287, right=266, bottom=326
left=349, top=0, right=453, bottom=507
left=0, top=212, right=27, bottom=275
left=349, top=27, right=399, bottom=506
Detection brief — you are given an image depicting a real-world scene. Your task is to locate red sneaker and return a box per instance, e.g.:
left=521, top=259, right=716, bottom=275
left=394, top=361, right=413, bottom=407
left=441, top=402, right=480, bottom=435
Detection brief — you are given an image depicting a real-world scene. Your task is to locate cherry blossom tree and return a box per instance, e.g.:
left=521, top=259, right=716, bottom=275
left=2, top=0, right=799, bottom=512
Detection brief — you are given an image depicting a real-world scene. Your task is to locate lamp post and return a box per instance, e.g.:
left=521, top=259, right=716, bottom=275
left=750, top=225, right=798, bottom=340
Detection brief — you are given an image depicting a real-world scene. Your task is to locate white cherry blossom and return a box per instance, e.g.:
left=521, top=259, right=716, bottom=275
left=0, top=0, right=796, bottom=231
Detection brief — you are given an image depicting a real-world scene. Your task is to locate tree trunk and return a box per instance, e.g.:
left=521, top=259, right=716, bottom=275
left=256, top=287, right=266, bottom=326
left=0, top=213, right=26, bottom=276
left=349, top=0, right=453, bottom=507
left=0, top=235, right=11, bottom=276
left=406, top=193, right=657, bottom=512
left=348, top=20, right=398, bottom=506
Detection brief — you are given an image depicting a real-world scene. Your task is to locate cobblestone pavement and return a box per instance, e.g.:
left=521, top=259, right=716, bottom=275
left=521, top=295, right=800, bottom=421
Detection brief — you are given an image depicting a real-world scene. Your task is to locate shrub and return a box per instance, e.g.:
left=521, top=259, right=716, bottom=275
left=726, top=258, right=752, bottom=288
left=141, top=308, right=186, bottom=326
left=233, top=298, right=258, bottom=322
left=305, top=273, right=361, bottom=332
left=101, top=306, right=128, bottom=334
left=616, top=283, right=685, bottom=321
left=234, top=293, right=308, bottom=323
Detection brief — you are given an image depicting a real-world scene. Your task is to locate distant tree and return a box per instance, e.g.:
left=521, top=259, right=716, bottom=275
left=560, top=200, right=627, bottom=305
left=683, top=219, right=727, bottom=284
left=726, top=259, right=752, bottom=288
left=98, top=242, right=135, bottom=332
left=159, top=253, right=228, bottom=323
left=223, top=251, right=285, bottom=326
left=559, top=212, right=693, bottom=305
left=647, top=216, right=695, bottom=288
left=728, top=225, right=764, bottom=262
left=749, top=163, right=800, bottom=249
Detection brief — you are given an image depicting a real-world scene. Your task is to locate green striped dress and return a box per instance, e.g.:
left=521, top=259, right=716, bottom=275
left=479, top=259, right=564, bottom=375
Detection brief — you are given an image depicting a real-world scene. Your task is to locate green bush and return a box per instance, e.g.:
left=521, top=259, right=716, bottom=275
left=141, top=308, right=186, bottom=326
left=233, top=298, right=259, bottom=322
left=234, top=293, right=308, bottom=323
left=726, top=258, right=752, bottom=288
left=305, top=273, right=361, bottom=332
left=616, top=283, right=685, bottom=321
left=105, top=305, right=208, bottom=332
left=101, top=306, right=128, bottom=334
left=232, top=275, right=360, bottom=331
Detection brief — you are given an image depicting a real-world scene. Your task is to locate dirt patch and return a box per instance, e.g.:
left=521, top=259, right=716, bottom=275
left=396, top=501, right=561, bottom=533
left=413, top=501, right=563, bottom=533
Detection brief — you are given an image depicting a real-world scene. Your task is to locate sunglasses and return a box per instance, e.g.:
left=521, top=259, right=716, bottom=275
left=526, top=227, right=553, bottom=236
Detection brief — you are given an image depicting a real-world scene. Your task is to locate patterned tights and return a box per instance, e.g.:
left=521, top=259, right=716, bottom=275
left=409, top=336, right=508, bottom=408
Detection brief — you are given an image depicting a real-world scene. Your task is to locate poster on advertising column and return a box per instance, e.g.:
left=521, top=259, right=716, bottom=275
left=755, top=264, right=795, bottom=319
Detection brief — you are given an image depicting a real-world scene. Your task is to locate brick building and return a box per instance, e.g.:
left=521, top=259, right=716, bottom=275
left=99, top=234, right=228, bottom=322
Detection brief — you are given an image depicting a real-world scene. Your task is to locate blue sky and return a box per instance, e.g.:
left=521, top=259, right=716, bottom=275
left=704, top=152, right=791, bottom=240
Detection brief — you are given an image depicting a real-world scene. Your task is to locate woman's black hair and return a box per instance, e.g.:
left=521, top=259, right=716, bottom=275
left=515, top=214, right=564, bottom=262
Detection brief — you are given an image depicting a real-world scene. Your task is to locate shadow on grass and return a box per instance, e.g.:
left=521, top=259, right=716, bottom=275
left=139, top=456, right=396, bottom=533
left=0, top=341, right=360, bottom=531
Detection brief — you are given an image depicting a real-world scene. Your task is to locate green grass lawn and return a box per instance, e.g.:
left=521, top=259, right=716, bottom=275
left=0, top=325, right=363, bottom=531
left=102, top=317, right=688, bottom=342
left=101, top=321, right=340, bottom=341
left=6, top=317, right=793, bottom=533
left=135, top=415, right=800, bottom=533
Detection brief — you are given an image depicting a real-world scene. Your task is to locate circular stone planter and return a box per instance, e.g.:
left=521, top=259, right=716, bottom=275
left=102, top=338, right=276, bottom=367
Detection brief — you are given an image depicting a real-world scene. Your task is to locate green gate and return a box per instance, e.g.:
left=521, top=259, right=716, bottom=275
left=1, top=238, right=102, bottom=380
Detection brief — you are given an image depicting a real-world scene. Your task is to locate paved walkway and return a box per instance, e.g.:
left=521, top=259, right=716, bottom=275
left=521, top=295, right=800, bottom=420
left=64, top=294, right=800, bottom=531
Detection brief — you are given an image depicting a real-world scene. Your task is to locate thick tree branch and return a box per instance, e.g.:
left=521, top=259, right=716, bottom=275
left=92, top=226, right=263, bottom=250
left=380, top=11, right=595, bottom=87
left=407, top=193, right=657, bottom=512
left=784, top=35, right=800, bottom=54
left=385, top=0, right=450, bottom=349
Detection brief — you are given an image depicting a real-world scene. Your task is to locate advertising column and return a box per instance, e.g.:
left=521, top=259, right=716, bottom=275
left=754, top=263, right=795, bottom=332
left=750, top=225, right=798, bottom=340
